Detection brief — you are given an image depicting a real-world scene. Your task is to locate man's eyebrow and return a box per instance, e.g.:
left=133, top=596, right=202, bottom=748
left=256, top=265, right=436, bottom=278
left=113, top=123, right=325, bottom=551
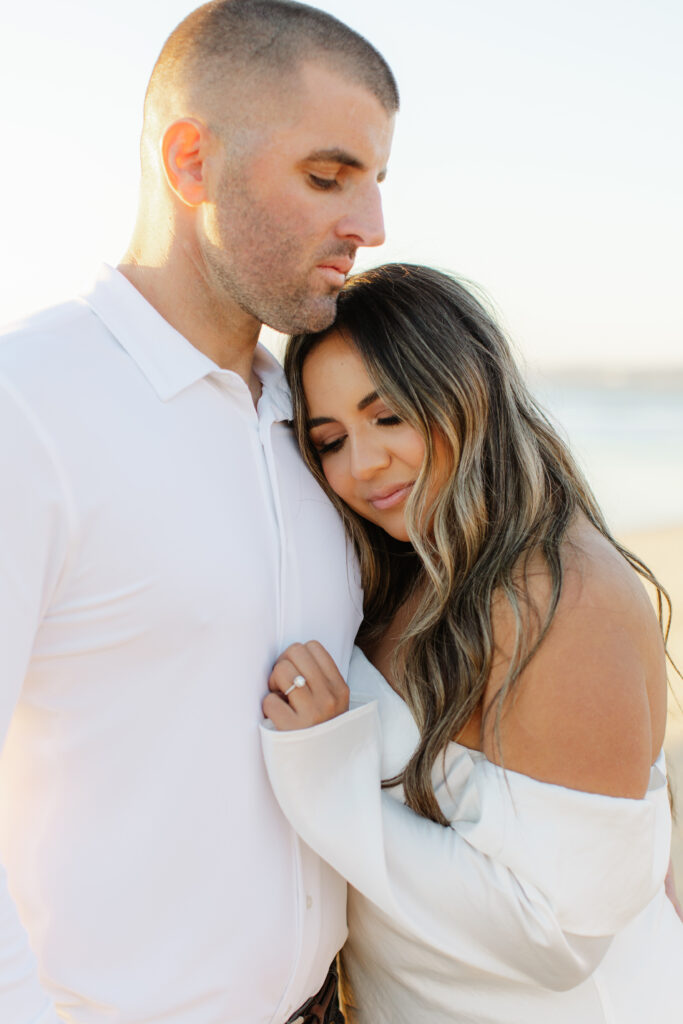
left=305, top=148, right=364, bottom=170
left=308, top=391, right=380, bottom=428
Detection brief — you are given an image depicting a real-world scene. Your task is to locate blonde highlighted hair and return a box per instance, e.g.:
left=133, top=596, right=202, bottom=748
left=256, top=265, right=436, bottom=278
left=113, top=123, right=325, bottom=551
left=286, top=264, right=672, bottom=824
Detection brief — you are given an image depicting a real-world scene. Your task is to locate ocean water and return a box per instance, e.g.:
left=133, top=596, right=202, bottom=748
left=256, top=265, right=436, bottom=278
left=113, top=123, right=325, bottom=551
left=530, top=374, right=683, bottom=533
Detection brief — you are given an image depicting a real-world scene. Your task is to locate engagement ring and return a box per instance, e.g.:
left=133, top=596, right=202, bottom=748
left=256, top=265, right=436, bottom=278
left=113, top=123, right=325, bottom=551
left=284, top=674, right=307, bottom=697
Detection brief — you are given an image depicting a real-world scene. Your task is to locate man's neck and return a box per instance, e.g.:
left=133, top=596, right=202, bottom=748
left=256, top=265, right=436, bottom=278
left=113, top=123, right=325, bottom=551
left=117, top=257, right=262, bottom=397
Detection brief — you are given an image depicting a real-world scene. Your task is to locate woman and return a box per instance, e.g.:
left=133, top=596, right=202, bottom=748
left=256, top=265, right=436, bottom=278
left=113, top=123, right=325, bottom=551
left=260, top=264, right=683, bottom=1022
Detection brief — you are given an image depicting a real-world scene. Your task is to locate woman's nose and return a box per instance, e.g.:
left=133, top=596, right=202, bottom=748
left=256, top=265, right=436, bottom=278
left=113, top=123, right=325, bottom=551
left=349, top=436, right=390, bottom=480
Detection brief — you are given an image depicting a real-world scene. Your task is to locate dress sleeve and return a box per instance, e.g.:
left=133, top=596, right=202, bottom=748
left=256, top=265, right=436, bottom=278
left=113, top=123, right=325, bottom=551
left=260, top=701, right=670, bottom=992
left=0, top=375, right=73, bottom=1022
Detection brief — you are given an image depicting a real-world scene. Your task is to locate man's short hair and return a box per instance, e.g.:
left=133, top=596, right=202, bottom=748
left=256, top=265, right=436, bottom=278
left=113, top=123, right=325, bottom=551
left=145, top=0, right=399, bottom=124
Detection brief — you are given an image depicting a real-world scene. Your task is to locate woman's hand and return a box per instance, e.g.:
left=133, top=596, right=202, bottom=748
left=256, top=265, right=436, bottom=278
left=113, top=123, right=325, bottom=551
left=263, top=641, right=350, bottom=731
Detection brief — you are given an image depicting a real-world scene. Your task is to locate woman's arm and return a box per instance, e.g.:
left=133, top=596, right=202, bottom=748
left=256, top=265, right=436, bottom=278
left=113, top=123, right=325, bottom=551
left=665, top=860, right=683, bottom=920
left=261, top=695, right=669, bottom=991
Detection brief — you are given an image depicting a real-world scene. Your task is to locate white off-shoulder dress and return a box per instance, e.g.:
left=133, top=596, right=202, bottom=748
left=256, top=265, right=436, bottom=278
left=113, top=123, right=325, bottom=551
left=261, top=646, right=683, bottom=1023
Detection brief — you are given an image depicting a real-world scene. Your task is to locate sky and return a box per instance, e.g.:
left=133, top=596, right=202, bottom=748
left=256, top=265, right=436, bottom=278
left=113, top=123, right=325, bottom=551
left=1, top=0, right=681, bottom=370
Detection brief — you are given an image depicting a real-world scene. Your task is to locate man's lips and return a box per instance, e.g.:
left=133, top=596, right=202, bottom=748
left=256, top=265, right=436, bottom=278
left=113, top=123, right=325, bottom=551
left=316, top=256, right=355, bottom=285
left=366, top=482, right=414, bottom=511
left=318, top=256, right=355, bottom=275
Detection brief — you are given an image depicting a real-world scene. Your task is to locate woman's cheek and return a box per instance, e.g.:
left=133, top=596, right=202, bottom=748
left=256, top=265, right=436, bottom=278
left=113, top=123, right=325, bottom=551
left=322, top=461, right=346, bottom=503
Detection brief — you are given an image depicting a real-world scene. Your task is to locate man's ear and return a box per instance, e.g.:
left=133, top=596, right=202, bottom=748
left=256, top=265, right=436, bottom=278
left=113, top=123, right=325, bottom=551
left=161, top=118, right=212, bottom=207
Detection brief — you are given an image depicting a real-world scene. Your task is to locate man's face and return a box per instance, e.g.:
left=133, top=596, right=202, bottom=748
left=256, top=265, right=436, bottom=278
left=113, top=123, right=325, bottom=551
left=199, top=62, right=395, bottom=334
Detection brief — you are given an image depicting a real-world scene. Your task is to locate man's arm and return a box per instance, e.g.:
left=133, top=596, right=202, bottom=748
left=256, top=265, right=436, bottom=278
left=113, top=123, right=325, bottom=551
left=0, top=373, right=74, bottom=1022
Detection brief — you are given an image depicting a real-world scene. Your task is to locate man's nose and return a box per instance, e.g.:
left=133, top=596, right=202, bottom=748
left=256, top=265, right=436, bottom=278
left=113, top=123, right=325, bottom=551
left=337, top=183, right=386, bottom=249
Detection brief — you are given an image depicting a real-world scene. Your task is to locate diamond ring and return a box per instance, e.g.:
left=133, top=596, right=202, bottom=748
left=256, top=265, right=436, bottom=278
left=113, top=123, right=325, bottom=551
left=284, top=674, right=307, bottom=697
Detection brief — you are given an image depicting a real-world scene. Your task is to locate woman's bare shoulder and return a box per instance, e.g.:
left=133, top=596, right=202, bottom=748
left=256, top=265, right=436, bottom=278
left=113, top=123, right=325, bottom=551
left=561, top=515, right=660, bottom=620
left=483, top=515, right=667, bottom=797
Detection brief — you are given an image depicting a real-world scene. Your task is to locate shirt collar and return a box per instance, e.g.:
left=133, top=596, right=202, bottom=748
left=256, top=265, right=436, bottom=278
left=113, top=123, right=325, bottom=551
left=251, top=342, right=293, bottom=422
left=81, top=264, right=292, bottom=419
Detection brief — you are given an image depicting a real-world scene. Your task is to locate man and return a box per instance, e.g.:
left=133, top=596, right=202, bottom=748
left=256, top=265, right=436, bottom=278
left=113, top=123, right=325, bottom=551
left=0, top=2, right=397, bottom=1021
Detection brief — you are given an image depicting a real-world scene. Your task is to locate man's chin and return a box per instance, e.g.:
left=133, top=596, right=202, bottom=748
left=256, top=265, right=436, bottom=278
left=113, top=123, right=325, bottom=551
left=265, top=293, right=339, bottom=336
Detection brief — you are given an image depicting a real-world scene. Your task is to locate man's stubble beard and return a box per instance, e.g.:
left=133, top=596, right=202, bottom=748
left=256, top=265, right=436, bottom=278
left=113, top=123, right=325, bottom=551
left=202, top=173, right=342, bottom=334
left=205, top=246, right=341, bottom=334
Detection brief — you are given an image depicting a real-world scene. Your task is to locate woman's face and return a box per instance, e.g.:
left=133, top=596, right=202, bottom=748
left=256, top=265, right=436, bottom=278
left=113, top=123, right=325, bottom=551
left=302, top=330, right=443, bottom=542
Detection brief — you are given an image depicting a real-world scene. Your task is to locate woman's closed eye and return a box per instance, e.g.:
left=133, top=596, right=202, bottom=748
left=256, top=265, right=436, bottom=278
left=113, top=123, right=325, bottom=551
left=311, top=415, right=402, bottom=458
left=314, top=435, right=346, bottom=457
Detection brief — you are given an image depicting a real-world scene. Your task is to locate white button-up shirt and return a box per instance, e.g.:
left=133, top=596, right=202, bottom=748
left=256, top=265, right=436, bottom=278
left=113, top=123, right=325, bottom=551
left=0, top=266, right=362, bottom=1024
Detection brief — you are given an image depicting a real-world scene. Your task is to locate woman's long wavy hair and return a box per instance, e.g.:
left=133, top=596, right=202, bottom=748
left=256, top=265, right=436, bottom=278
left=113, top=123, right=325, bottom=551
left=285, top=263, right=673, bottom=826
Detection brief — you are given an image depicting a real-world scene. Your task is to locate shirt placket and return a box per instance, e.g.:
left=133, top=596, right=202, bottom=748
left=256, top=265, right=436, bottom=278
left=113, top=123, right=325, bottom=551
left=256, top=399, right=288, bottom=654
left=257, top=395, right=321, bottom=1024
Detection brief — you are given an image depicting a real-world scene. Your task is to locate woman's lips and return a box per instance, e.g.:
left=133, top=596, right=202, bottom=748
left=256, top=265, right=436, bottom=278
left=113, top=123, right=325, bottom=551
left=368, top=483, right=414, bottom=510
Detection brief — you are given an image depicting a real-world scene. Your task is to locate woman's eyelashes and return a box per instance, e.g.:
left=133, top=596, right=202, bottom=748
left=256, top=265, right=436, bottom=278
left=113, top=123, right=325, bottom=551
left=315, top=436, right=345, bottom=456
left=311, top=413, right=403, bottom=457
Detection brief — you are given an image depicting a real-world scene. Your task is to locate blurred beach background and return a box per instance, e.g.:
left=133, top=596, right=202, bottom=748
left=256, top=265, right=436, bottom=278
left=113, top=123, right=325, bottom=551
left=1, top=1, right=682, bottom=872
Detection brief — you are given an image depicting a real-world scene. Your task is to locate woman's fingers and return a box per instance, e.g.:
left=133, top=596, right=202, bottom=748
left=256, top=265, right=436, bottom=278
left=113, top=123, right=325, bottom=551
left=305, top=640, right=348, bottom=696
left=262, top=692, right=299, bottom=730
left=269, top=644, right=319, bottom=696
left=264, top=641, right=349, bottom=731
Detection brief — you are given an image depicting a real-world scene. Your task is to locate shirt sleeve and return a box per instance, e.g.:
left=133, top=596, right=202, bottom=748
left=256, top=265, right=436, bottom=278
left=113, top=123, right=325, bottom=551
left=0, top=374, right=73, bottom=1022
left=260, top=701, right=670, bottom=992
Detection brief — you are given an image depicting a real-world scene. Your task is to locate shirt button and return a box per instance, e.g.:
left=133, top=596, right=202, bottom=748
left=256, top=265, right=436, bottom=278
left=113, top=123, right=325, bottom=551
left=306, top=894, right=313, bottom=910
